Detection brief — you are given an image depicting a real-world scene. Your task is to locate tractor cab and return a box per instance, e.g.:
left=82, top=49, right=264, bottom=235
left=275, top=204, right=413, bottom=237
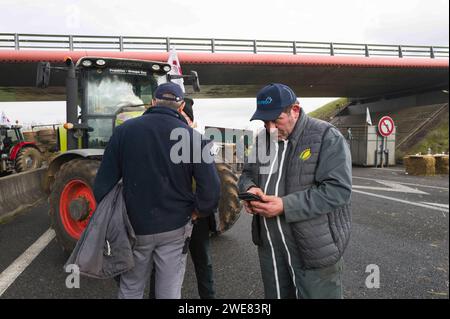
left=75, top=57, right=171, bottom=149
left=0, top=125, right=23, bottom=154
left=37, top=56, right=199, bottom=151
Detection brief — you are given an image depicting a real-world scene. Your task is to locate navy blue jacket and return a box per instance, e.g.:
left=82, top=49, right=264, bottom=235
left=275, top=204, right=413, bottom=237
left=93, top=106, right=221, bottom=235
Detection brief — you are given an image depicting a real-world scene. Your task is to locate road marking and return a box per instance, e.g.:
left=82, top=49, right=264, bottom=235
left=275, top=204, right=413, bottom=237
left=421, top=202, right=449, bottom=209
left=0, top=228, right=55, bottom=297
left=352, top=190, right=449, bottom=213
left=353, top=176, right=449, bottom=191
left=370, top=168, right=405, bottom=172
left=353, top=180, right=429, bottom=195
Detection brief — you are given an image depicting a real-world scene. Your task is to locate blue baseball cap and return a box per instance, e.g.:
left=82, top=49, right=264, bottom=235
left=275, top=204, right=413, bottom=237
left=154, top=82, right=184, bottom=102
left=250, top=83, right=298, bottom=121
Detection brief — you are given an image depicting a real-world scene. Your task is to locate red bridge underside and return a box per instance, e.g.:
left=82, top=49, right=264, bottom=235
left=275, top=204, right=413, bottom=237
left=0, top=50, right=448, bottom=99
left=0, top=50, right=448, bottom=68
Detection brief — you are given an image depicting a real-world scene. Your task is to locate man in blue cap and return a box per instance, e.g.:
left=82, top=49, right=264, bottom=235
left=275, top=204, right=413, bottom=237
left=238, top=83, right=352, bottom=299
left=94, top=82, right=221, bottom=299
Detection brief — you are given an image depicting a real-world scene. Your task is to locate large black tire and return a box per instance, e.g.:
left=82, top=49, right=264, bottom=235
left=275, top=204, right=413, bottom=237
left=15, top=147, right=43, bottom=172
left=49, top=159, right=100, bottom=252
left=215, top=162, right=242, bottom=234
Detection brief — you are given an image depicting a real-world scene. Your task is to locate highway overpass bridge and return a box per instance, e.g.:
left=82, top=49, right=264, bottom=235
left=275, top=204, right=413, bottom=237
left=0, top=33, right=448, bottom=102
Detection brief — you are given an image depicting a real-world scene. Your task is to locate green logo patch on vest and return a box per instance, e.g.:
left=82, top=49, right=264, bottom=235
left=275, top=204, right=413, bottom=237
left=299, top=148, right=312, bottom=161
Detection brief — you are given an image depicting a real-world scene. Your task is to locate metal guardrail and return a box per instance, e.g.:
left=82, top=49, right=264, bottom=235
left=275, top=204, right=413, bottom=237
left=0, top=33, right=448, bottom=58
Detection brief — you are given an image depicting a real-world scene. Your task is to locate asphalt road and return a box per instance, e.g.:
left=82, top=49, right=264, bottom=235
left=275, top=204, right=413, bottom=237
left=0, top=167, right=448, bottom=299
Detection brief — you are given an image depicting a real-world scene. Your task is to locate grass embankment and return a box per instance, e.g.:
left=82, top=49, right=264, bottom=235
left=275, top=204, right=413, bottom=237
left=404, top=116, right=449, bottom=156
left=308, top=98, right=348, bottom=121
left=310, top=99, right=449, bottom=162
left=0, top=87, right=66, bottom=102
left=0, top=88, right=16, bottom=101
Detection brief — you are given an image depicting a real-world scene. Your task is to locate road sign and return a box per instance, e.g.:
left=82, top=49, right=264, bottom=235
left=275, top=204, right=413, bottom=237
left=377, top=116, right=395, bottom=137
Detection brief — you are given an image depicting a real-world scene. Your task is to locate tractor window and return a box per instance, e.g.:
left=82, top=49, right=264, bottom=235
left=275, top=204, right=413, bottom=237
left=85, top=69, right=157, bottom=115
left=87, top=118, right=114, bottom=148
left=0, top=129, right=5, bottom=147
left=6, top=129, right=19, bottom=144
left=83, top=68, right=160, bottom=148
left=0, top=128, right=18, bottom=151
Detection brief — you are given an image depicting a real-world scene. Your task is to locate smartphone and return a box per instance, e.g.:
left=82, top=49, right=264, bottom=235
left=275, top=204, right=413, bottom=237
left=238, top=192, right=262, bottom=202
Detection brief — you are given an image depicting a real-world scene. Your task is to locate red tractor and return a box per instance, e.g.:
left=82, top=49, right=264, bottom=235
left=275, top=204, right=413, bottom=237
left=0, top=124, right=43, bottom=175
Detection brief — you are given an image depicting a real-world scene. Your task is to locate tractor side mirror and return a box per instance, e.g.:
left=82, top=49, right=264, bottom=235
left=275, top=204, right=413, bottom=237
left=190, top=71, right=200, bottom=93
left=36, top=62, right=51, bottom=88
left=167, top=70, right=201, bottom=93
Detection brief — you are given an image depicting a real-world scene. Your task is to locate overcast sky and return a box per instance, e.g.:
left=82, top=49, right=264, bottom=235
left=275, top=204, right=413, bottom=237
left=1, top=0, right=448, bottom=45
left=1, top=0, right=448, bottom=128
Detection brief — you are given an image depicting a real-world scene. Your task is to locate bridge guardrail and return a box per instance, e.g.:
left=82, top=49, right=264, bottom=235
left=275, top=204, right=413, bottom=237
left=0, top=33, right=448, bottom=58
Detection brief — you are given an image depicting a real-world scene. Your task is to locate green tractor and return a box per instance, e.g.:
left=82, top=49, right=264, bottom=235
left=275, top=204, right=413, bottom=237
left=37, top=56, right=241, bottom=252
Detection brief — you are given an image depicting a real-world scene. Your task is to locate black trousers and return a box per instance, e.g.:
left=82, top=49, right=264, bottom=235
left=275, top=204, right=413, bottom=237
left=189, top=217, right=215, bottom=299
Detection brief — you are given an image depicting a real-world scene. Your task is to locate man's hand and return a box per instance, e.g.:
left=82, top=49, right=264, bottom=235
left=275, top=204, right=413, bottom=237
left=243, top=187, right=264, bottom=215
left=247, top=186, right=264, bottom=197
left=192, top=210, right=199, bottom=221
left=250, top=194, right=284, bottom=218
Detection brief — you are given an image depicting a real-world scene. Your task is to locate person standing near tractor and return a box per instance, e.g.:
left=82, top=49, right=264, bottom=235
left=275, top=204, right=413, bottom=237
left=149, top=97, right=218, bottom=299
left=181, top=99, right=218, bottom=299
left=238, top=83, right=352, bottom=299
left=94, top=82, right=220, bottom=299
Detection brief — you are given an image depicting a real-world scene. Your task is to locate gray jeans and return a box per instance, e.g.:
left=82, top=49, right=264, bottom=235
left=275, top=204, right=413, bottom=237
left=118, top=221, right=194, bottom=299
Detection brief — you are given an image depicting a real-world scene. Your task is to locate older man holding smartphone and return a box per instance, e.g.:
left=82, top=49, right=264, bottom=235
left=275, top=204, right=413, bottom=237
left=238, top=83, right=352, bottom=299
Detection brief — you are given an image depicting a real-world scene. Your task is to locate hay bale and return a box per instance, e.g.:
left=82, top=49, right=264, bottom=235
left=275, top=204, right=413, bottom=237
left=22, top=131, right=37, bottom=142
left=37, top=129, right=57, bottom=144
left=403, top=156, right=411, bottom=171
left=404, top=155, right=436, bottom=176
left=434, top=155, right=449, bottom=175
left=403, top=156, right=415, bottom=174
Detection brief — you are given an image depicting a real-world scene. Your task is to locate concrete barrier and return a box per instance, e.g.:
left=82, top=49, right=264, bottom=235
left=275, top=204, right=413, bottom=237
left=0, top=167, right=47, bottom=223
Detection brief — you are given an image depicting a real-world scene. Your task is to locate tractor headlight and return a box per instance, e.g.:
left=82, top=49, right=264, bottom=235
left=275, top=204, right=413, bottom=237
left=163, top=65, right=171, bottom=72
left=152, top=64, right=161, bottom=71
left=82, top=60, right=93, bottom=67
left=96, top=59, right=106, bottom=66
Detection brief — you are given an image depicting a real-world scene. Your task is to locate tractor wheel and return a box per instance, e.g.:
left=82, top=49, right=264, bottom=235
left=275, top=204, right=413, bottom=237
left=15, top=147, right=43, bottom=172
left=49, top=159, right=100, bottom=252
left=215, top=162, right=242, bottom=234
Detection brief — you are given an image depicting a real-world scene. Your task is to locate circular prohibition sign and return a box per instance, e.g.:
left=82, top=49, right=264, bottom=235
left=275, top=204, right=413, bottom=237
left=377, top=116, right=395, bottom=137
